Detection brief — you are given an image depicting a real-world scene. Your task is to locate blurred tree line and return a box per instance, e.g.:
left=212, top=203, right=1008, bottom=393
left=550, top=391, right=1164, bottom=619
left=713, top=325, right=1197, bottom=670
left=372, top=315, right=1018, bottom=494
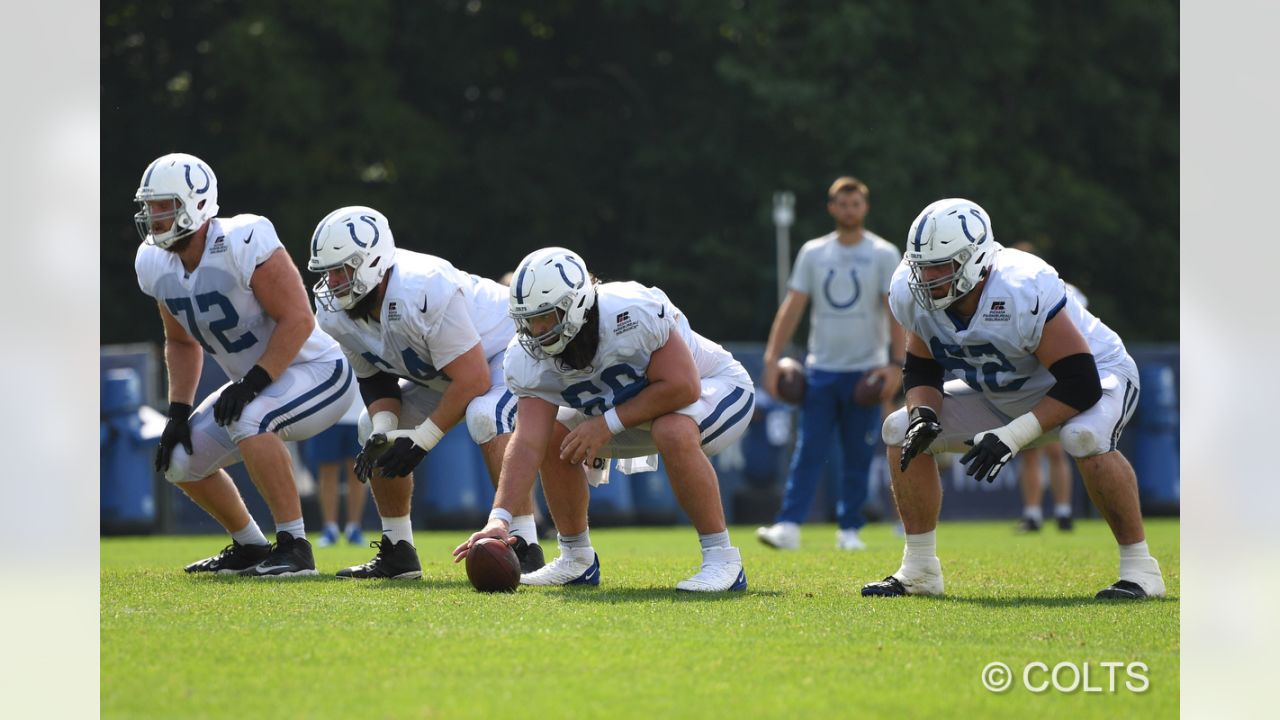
left=102, top=0, right=1177, bottom=345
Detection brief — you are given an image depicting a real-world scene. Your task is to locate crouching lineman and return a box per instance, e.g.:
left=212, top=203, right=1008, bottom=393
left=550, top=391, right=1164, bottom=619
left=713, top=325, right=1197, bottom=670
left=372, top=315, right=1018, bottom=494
left=452, top=248, right=755, bottom=592
left=861, top=199, right=1166, bottom=600
left=135, top=152, right=357, bottom=577
left=308, top=206, right=545, bottom=579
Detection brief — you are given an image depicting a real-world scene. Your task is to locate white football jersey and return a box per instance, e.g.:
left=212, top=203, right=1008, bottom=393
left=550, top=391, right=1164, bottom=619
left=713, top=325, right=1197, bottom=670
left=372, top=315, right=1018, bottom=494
left=504, top=281, right=751, bottom=414
left=316, top=249, right=515, bottom=387
left=136, top=214, right=342, bottom=381
left=889, top=247, right=1130, bottom=417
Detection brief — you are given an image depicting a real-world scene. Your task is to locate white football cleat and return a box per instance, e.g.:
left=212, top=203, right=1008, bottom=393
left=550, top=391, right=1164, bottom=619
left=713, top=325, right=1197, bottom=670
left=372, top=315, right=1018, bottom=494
left=836, top=528, right=867, bottom=550
left=756, top=522, right=800, bottom=550
left=520, top=551, right=600, bottom=586
left=676, top=546, right=747, bottom=592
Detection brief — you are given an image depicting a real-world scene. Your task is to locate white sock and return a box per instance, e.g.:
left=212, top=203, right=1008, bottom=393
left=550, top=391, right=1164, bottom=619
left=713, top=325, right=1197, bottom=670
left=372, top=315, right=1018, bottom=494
left=1023, top=505, right=1044, bottom=522
left=381, top=514, right=414, bottom=547
left=343, top=521, right=361, bottom=535
left=557, top=529, right=593, bottom=559
left=905, top=529, right=937, bottom=558
left=231, top=519, right=268, bottom=546
left=324, top=522, right=340, bottom=535
left=1119, top=540, right=1150, bottom=560
left=699, top=530, right=731, bottom=551
left=275, top=517, right=305, bottom=541
left=1118, top=540, right=1159, bottom=582
left=509, top=514, right=538, bottom=545
left=1054, top=503, right=1072, bottom=518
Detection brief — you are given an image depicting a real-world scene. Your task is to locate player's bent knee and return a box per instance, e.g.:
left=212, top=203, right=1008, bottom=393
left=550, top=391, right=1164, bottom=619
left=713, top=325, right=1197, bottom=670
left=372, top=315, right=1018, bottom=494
left=1059, top=424, right=1105, bottom=458
left=882, top=408, right=909, bottom=447
left=465, top=402, right=499, bottom=445
left=651, top=413, right=698, bottom=450
left=163, top=448, right=204, bottom=485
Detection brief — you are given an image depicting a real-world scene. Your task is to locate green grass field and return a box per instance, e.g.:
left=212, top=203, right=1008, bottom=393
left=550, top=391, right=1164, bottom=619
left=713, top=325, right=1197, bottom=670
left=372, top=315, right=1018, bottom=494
left=101, top=519, right=1178, bottom=719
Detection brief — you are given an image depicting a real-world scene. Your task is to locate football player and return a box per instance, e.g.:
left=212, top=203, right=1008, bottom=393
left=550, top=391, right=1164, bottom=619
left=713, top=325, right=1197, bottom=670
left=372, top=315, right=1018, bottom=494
left=308, top=207, right=545, bottom=579
left=862, top=199, right=1166, bottom=600
left=135, top=152, right=357, bottom=577
left=452, top=248, right=756, bottom=592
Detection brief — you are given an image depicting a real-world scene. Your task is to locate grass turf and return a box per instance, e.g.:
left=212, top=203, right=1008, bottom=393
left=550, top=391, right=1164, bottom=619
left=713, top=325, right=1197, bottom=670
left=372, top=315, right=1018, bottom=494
left=101, top=518, right=1178, bottom=719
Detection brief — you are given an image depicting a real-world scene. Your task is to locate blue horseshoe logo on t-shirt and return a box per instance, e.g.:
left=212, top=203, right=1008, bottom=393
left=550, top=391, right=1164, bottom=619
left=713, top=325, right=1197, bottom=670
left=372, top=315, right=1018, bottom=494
left=823, top=267, right=861, bottom=309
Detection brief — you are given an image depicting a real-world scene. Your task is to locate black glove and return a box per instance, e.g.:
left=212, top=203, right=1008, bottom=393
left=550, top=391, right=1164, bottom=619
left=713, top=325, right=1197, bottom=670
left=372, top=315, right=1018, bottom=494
left=213, top=365, right=272, bottom=426
left=375, top=436, right=429, bottom=479
left=899, top=406, right=942, bottom=471
left=155, top=402, right=194, bottom=473
left=354, top=433, right=392, bottom=483
left=961, top=434, right=1013, bottom=483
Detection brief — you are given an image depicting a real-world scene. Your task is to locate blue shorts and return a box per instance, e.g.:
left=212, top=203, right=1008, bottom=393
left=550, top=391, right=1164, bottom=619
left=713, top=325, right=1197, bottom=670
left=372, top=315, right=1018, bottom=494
left=304, top=423, right=360, bottom=466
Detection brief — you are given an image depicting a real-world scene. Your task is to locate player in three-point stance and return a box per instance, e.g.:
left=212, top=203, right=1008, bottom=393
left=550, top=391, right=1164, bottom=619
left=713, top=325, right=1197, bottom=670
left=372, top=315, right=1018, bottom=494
left=308, top=207, right=544, bottom=579
left=862, top=198, right=1166, bottom=600
left=135, top=152, right=357, bottom=577
left=453, top=248, right=755, bottom=592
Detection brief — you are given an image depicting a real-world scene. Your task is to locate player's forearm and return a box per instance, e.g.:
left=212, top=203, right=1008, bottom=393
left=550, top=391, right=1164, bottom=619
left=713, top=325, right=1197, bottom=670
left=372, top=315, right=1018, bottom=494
left=164, top=340, right=203, bottom=405
left=254, top=311, right=314, bottom=379
left=888, top=312, right=906, bottom=364
left=1028, top=396, right=1081, bottom=434
left=906, top=386, right=943, bottom=413
left=426, top=374, right=489, bottom=434
left=614, top=375, right=700, bottom=429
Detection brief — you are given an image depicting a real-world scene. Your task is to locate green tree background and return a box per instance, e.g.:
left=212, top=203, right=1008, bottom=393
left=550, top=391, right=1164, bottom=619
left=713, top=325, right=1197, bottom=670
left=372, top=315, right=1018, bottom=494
left=102, top=0, right=1177, bottom=345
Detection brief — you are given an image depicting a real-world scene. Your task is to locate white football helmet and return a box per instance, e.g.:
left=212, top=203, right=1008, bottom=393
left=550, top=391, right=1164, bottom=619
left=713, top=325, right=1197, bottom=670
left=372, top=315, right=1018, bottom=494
left=904, top=198, right=999, bottom=310
left=307, top=206, right=396, bottom=312
left=509, top=247, right=596, bottom=358
left=133, top=152, right=220, bottom=249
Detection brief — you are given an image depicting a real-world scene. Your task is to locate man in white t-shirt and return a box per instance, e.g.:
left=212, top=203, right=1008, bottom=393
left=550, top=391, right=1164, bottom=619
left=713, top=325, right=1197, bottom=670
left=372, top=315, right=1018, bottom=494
left=758, top=177, right=905, bottom=551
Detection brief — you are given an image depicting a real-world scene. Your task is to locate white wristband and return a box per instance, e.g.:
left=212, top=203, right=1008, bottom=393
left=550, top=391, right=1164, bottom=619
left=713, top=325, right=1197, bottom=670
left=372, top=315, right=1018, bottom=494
left=1003, top=412, right=1044, bottom=453
left=604, top=408, right=625, bottom=435
left=370, top=410, right=399, bottom=435
left=410, top=418, right=446, bottom=452
left=488, top=508, right=513, bottom=526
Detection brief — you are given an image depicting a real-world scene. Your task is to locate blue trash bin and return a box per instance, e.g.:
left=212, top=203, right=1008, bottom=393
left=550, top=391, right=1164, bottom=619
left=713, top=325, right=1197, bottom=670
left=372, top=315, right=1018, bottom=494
left=418, top=424, right=489, bottom=529
left=101, top=368, right=159, bottom=534
left=1132, top=358, right=1180, bottom=514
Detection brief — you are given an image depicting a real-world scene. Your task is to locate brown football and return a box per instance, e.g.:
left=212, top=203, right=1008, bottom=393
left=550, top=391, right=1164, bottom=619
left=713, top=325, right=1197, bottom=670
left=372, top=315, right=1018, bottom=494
left=853, top=371, right=884, bottom=407
left=775, top=357, right=806, bottom=405
left=466, top=537, right=521, bottom=593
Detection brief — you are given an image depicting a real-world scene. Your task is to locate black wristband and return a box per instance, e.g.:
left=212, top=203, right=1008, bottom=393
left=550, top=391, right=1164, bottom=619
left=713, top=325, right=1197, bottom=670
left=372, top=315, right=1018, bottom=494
left=909, top=406, right=939, bottom=424
left=167, top=401, right=193, bottom=420
left=242, top=365, right=273, bottom=393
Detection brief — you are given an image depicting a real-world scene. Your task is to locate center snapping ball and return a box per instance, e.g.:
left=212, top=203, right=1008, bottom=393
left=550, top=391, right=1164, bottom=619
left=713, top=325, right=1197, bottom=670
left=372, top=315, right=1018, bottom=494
left=466, top=537, right=521, bottom=593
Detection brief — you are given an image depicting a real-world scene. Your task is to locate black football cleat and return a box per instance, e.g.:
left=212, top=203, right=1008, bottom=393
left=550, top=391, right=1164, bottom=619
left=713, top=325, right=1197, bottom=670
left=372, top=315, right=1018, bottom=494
left=1056, top=516, right=1074, bottom=532
left=861, top=576, right=908, bottom=597
left=510, top=536, right=546, bottom=574
left=184, top=540, right=271, bottom=574
left=1015, top=517, right=1042, bottom=533
left=240, top=532, right=319, bottom=578
left=336, top=535, right=422, bottom=579
left=1095, top=580, right=1148, bottom=600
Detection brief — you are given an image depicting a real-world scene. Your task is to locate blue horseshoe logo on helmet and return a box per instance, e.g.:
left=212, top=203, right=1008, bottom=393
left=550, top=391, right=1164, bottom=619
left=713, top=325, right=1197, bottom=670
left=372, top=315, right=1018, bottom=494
left=959, top=210, right=987, bottom=244
left=184, top=164, right=211, bottom=194
left=823, top=268, right=861, bottom=309
left=556, top=256, right=585, bottom=288
left=346, top=215, right=380, bottom=248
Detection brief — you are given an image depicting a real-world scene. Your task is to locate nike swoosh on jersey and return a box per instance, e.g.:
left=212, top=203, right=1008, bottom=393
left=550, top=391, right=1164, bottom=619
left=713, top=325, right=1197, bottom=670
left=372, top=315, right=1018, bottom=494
left=243, top=229, right=254, bottom=244
left=419, top=296, right=429, bottom=312
left=1030, top=297, right=1040, bottom=315
left=658, top=306, right=665, bottom=318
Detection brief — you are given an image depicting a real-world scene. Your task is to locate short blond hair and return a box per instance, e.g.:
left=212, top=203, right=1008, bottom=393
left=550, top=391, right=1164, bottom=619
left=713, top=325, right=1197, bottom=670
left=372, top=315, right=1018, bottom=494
left=828, top=176, right=869, bottom=200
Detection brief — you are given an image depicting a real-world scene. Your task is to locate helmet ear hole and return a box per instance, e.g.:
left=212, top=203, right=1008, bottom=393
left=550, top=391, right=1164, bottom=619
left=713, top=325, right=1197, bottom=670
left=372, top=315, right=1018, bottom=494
left=197, top=199, right=206, bottom=210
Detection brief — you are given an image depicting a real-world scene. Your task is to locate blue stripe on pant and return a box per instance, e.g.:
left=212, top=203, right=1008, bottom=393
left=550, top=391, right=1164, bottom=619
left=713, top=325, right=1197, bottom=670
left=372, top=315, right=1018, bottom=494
left=259, top=360, right=352, bottom=434
left=775, top=368, right=880, bottom=530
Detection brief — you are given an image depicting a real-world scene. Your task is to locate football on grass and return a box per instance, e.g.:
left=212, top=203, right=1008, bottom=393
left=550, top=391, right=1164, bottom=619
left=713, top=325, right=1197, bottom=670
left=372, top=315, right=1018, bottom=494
left=775, top=357, right=806, bottom=405
left=466, top=538, right=521, bottom=593
left=853, top=372, right=884, bottom=407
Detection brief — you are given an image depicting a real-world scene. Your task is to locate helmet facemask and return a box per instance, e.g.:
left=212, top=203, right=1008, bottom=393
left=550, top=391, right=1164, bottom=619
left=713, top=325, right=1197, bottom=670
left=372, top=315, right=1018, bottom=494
left=514, top=283, right=595, bottom=360
left=134, top=196, right=200, bottom=250
left=907, top=246, right=977, bottom=311
left=312, top=254, right=371, bottom=312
